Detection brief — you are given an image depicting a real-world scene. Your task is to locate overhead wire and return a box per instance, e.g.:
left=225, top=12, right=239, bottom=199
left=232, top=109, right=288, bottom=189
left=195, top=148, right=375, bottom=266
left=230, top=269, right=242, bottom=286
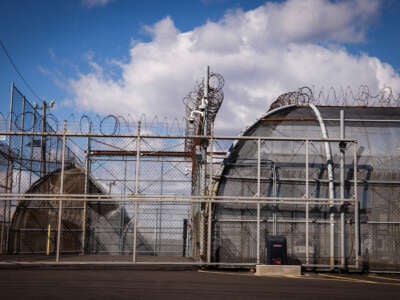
left=0, top=39, right=42, bottom=101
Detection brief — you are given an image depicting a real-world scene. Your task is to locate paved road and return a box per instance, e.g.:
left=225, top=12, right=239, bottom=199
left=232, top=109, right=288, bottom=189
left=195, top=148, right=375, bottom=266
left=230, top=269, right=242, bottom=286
left=0, top=269, right=399, bottom=299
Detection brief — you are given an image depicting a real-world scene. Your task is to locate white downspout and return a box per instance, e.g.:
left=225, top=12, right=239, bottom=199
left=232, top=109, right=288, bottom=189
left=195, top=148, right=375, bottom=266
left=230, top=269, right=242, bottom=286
left=308, top=104, right=335, bottom=267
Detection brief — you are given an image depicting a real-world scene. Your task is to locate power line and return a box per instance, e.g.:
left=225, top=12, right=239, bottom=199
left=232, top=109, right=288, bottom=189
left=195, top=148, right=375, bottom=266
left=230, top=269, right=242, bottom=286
left=0, top=39, right=42, bottom=101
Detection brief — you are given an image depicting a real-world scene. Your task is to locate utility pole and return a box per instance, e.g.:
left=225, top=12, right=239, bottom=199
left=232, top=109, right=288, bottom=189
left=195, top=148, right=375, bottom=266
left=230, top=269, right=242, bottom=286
left=188, top=66, right=212, bottom=261
left=201, top=66, right=209, bottom=261
left=39, top=100, right=55, bottom=177
left=202, top=66, right=209, bottom=197
left=40, top=101, right=47, bottom=177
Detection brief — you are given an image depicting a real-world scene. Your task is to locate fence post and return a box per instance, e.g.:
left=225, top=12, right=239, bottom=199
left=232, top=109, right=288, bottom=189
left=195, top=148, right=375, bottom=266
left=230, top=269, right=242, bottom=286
left=257, top=202, right=260, bottom=265
left=305, top=140, right=309, bottom=265
left=81, top=122, right=91, bottom=254
left=354, top=141, right=359, bottom=269
left=257, top=138, right=261, bottom=264
left=340, top=110, right=346, bottom=269
left=56, top=120, right=67, bottom=262
left=133, top=121, right=141, bottom=262
left=207, top=197, right=212, bottom=263
left=306, top=201, right=309, bottom=265
left=206, top=128, right=214, bottom=264
left=4, top=83, right=15, bottom=253
left=0, top=198, right=6, bottom=253
left=46, top=224, right=51, bottom=256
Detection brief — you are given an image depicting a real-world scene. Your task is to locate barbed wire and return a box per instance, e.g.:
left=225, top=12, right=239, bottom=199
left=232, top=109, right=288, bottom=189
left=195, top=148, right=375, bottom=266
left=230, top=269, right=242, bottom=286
left=183, top=71, right=225, bottom=152
left=269, top=85, right=400, bottom=110
left=1, top=112, right=186, bottom=135
left=2, top=85, right=400, bottom=135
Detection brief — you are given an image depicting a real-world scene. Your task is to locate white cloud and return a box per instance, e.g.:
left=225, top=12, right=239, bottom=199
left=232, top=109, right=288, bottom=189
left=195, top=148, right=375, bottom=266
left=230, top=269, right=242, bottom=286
left=82, top=0, right=115, bottom=8
left=68, top=0, right=400, bottom=135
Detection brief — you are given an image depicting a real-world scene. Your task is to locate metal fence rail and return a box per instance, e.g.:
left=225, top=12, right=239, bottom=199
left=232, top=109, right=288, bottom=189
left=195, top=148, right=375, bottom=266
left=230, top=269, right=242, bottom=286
left=0, top=194, right=359, bottom=266
left=0, top=129, right=399, bottom=271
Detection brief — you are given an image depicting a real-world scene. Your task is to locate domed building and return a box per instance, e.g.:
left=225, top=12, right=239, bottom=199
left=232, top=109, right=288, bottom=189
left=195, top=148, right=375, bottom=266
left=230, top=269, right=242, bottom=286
left=211, top=90, right=400, bottom=271
left=9, top=167, right=136, bottom=255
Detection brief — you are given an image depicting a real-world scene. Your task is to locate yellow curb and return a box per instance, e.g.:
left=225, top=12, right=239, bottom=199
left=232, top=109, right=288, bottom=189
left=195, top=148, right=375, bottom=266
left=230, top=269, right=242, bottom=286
left=368, top=274, right=400, bottom=282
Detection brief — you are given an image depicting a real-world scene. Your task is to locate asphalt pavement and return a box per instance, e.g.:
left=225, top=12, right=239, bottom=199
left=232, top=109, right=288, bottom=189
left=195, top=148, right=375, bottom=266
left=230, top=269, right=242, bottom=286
left=0, top=269, right=399, bottom=299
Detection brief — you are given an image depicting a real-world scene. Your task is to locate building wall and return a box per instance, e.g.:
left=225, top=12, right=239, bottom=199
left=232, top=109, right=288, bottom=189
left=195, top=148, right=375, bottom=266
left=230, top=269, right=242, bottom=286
left=213, top=105, right=400, bottom=270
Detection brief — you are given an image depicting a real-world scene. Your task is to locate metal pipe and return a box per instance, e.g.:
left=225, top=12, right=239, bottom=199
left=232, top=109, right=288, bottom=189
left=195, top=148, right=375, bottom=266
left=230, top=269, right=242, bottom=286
left=41, top=101, right=47, bottom=177
left=305, top=201, right=309, bottom=265
left=121, top=156, right=128, bottom=253
left=202, top=66, right=209, bottom=196
left=256, top=139, right=261, bottom=264
left=305, top=140, right=309, bottom=265
left=17, top=97, right=26, bottom=193
left=366, top=221, right=400, bottom=224
left=56, top=120, right=67, bottom=262
left=340, top=110, right=346, bottom=269
left=133, top=121, right=141, bottom=262
left=3, top=83, right=15, bottom=254
left=28, top=109, right=36, bottom=187
left=0, top=130, right=358, bottom=143
left=272, top=162, right=277, bottom=236
left=354, top=142, right=360, bottom=269
left=203, top=65, right=209, bottom=110
left=305, top=140, right=309, bottom=198
left=219, top=176, right=400, bottom=186
left=46, top=224, right=51, bottom=256
left=207, top=196, right=212, bottom=263
left=207, top=126, right=215, bottom=263
left=158, top=161, right=164, bottom=254
left=153, top=211, right=157, bottom=256
left=201, top=66, right=209, bottom=261
left=81, top=122, right=91, bottom=254
left=308, top=103, right=335, bottom=267
left=209, top=128, right=214, bottom=196
left=257, top=139, right=261, bottom=196
left=324, top=118, right=400, bottom=123
left=0, top=197, right=5, bottom=253
left=216, top=219, right=335, bottom=223
left=0, top=193, right=356, bottom=205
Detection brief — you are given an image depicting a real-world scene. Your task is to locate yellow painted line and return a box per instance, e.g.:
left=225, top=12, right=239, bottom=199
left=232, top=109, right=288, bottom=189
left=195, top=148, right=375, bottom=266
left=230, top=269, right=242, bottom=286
left=198, top=270, right=400, bottom=286
left=319, top=274, right=400, bottom=286
left=198, top=269, right=254, bottom=276
left=368, top=274, right=400, bottom=282
left=318, top=273, right=377, bottom=284
left=198, top=269, right=302, bottom=279
left=369, top=281, right=400, bottom=286
left=271, top=276, right=316, bottom=280
left=282, top=275, right=303, bottom=279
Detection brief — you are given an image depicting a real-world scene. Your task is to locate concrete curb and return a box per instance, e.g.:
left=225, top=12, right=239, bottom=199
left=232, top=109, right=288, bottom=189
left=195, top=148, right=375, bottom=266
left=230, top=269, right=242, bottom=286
left=0, top=262, right=199, bottom=271
left=255, top=264, right=302, bottom=276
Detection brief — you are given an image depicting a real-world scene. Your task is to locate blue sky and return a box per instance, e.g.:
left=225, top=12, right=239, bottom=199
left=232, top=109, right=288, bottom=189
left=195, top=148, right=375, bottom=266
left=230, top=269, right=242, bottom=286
left=1, top=0, right=400, bottom=134
left=0, top=0, right=264, bottom=110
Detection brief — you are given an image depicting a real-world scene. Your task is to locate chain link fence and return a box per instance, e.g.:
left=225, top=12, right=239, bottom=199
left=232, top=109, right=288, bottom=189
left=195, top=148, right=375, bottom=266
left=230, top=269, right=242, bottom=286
left=1, top=127, right=400, bottom=270
left=1, top=86, right=400, bottom=271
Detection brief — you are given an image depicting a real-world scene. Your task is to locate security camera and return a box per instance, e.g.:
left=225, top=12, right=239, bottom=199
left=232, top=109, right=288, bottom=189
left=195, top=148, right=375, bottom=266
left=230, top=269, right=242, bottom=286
left=189, top=116, right=195, bottom=124
left=190, top=110, right=204, bottom=120
left=199, top=99, right=207, bottom=111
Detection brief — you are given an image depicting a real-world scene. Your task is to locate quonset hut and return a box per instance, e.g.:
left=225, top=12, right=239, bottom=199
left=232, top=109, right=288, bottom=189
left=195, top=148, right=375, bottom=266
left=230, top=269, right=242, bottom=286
left=211, top=90, right=400, bottom=271
left=9, top=167, right=134, bottom=254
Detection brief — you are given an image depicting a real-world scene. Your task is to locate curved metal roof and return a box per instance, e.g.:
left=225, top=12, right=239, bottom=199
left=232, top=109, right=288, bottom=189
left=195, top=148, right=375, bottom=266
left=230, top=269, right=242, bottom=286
left=215, top=104, right=400, bottom=198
